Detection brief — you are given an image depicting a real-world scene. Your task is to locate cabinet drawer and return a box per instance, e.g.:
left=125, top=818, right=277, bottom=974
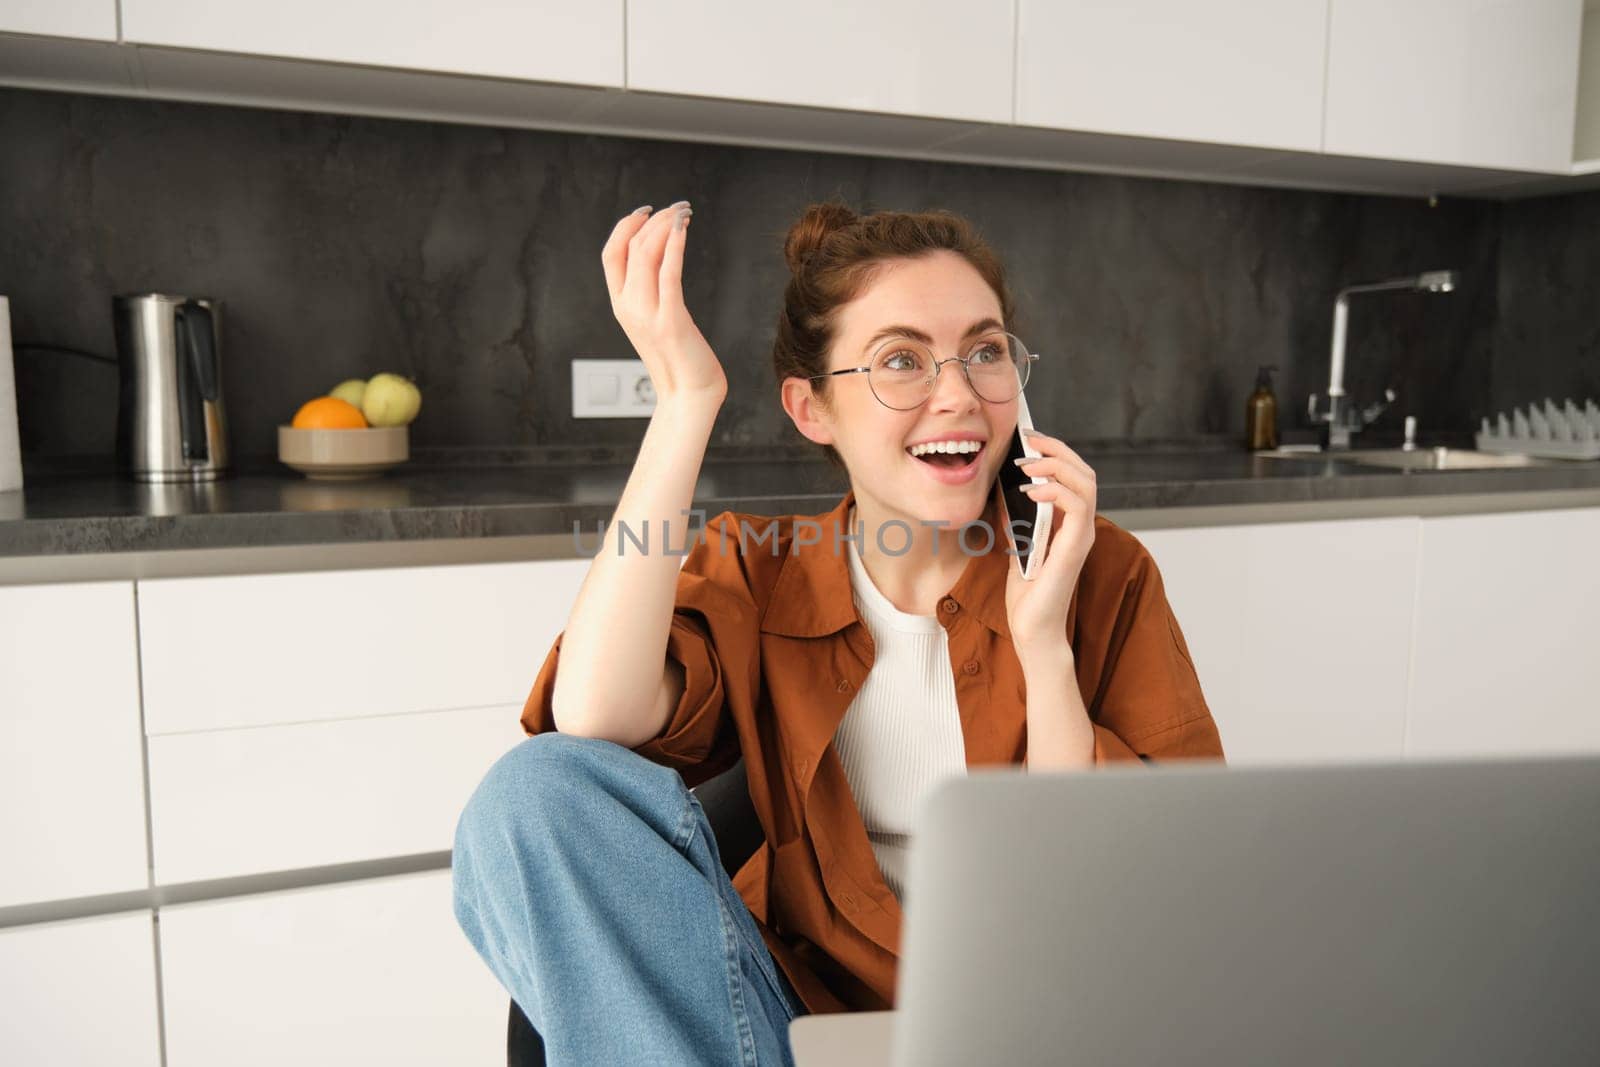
left=0, top=911, right=161, bottom=1067
left=159, top=870, right=504, bottom=1067
left=148, top=703, right=525, bottom=883
left=0, top=581, right=149, bottom=906
left=138, top=558, right=588, bottom=734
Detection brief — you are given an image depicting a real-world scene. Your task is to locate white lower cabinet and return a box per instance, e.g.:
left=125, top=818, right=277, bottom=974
left=1407, top=507, right=1600, bottom=758
left=136, top=558, right=583, bottom=884
left=147, top=703, right=525, bottom=883
left=1136, top=506, right=1600, bottom=765
left=0, top=911, right=162, bottom=1067
left=0, top=581, right=150, bottom=907
left=159, top=869, right=506, bottom=1066
left=134, top=558, right=579, bottom=1059
left=138, top=558, right=590, bottom=734
left=1136, top=516, right=1420, bottom=765
left=7, top=506, right=1590, bottom=1062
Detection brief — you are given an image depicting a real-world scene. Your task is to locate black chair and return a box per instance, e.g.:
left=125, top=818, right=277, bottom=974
left=506, top=758, right=765, bottom=1066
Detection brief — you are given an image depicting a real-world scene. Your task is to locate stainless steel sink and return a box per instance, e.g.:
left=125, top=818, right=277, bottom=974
left=1261, top=446, right=1561, bottom=471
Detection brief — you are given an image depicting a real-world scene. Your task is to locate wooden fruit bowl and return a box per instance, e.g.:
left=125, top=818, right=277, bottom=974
left=278, top=425, right=408, bottom=480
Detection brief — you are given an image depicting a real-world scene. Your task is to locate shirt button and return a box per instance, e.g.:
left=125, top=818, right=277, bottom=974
left=841, top=892, right=856, bottom=909
left=836, top=679, right=851, bottom=692
left=940, top=596, right=959, bottom=614
left=963, top=660, right=980, bottom=675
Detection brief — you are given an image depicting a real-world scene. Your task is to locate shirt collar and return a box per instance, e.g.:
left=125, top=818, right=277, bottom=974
left=759, top=483, right=1013, bottom=642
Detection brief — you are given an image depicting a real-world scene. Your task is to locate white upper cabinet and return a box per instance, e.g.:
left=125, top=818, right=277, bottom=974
left=119, top=0, right=624, bottom=87
left=0, top=0, right=115, bottom=41
left=1016, top=0, right=1329, bottom=152
left=1572, top=0, right=1600, bottom=164
left=626, top=0, right=1014, bottom=124
left=1324, top=0, right=1585, bottom=173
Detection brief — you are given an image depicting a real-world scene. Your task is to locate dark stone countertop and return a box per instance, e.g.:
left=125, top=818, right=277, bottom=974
left=4, top=437, right=1600, bottom=559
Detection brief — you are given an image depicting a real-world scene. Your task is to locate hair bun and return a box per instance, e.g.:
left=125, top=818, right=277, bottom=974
left=783, top=201, right=859, bottom=274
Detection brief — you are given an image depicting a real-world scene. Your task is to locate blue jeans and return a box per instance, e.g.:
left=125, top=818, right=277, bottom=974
left=451, top=732, right=808, bottom=1066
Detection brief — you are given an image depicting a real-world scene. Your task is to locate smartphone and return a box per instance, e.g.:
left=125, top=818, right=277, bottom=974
left=997, top=390, right=1054, bottom=580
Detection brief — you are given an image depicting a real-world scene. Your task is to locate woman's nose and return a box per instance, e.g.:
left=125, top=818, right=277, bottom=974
left=927, top=359, right=981, bottom=411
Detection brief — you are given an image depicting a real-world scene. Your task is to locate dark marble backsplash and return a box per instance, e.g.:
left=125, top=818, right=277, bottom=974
left=0, top=86, right=1590, bottom=463
left=1490, top=190, right=1600, bottom=417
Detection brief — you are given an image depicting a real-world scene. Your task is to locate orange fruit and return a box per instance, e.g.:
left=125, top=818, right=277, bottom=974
left=291, top=396, right=368, bottom=429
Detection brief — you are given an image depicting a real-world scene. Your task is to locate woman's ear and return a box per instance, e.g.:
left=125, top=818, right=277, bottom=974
left=780, top=375, right=837, bottom=447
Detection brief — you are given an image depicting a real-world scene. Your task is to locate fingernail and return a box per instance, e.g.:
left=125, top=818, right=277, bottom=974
left=631, top=204, right=653, bottom=215
left=669, top=199, right=691, bottom=210
left=674, top=211, right=686, bottom=232
left=1012, top=456, right=1031, bottom=464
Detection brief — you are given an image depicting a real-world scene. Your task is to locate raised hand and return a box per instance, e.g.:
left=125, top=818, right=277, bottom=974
left=550, top=201, right=727, bottom=742
left=600, top=201, right=727, bottom=404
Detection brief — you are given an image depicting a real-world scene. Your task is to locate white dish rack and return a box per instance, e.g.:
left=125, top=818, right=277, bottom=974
left=1474, top=398, right=1600, bottom=460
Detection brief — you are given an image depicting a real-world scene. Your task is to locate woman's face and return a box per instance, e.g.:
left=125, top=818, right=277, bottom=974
left=788, top=250, right=1019, bottom=533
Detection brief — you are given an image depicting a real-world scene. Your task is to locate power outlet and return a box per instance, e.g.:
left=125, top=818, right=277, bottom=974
left=572, top=359, right=656, bottom=418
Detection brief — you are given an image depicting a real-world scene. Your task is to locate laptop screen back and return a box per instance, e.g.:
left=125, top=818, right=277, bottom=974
left=893, top=757, right=1600, bottom=1067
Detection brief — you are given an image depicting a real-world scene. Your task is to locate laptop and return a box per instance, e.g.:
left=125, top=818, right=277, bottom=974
left=790, top=755, right=1600, bottom=1067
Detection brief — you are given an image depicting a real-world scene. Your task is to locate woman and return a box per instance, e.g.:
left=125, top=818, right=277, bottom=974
left=452, top=199, right=1226, bottom=1066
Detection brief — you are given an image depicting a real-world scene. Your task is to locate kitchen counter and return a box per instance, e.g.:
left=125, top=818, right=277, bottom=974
left=4, top=439, right=1600, bottom=578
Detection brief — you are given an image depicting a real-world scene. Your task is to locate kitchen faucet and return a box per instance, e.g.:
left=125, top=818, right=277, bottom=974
left=1308, top=270, right=1457, bottom=450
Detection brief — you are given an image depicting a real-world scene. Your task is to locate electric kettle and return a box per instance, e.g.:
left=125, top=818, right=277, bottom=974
left=113, top=293, right=231, bottom=482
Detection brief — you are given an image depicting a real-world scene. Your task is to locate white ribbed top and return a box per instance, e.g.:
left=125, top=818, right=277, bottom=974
left=832, top=516, right=967, bottom=905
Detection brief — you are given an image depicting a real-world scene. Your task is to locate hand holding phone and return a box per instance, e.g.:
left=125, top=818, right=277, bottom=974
left=997, top=390, right=1054, bottom=580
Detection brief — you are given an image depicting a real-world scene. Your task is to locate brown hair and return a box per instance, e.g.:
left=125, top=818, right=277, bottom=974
left=773, top=201, right=1017, bottom=471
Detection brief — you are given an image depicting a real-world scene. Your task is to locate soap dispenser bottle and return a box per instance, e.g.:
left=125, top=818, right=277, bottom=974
left=1246, top=364, right=1279, bottom=450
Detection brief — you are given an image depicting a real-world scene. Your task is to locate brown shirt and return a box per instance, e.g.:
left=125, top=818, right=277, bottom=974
left=522, top=483, right=1226, bottom=1014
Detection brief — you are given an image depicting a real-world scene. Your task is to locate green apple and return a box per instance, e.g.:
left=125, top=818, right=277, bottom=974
left=362, top=372, right=422, bottom=427
left=329, top=378, right=367, bottom=409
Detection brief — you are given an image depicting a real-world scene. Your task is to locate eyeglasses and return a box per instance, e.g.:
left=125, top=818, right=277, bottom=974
left=807, top=331, right=1038, bottom=411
